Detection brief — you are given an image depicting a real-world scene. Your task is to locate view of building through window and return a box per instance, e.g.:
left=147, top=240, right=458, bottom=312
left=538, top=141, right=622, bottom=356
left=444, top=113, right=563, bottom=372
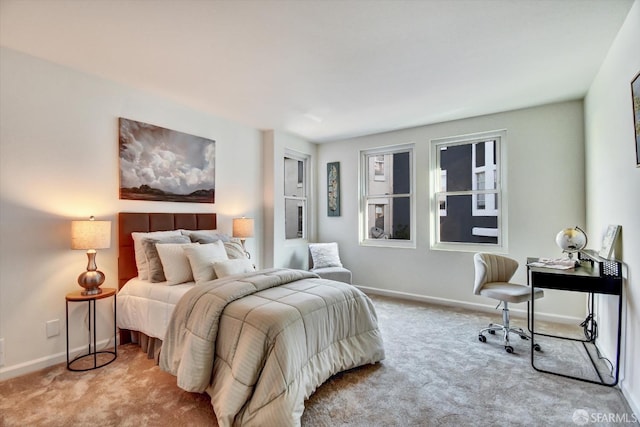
left=362, top=146, right=413, bottom=242
left=434, top=133, right=503, bottom=247
left=284, top=154, right=307, bottom=239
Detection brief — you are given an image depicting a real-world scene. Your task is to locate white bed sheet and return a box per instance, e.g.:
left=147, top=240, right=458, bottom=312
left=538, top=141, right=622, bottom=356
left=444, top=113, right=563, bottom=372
left=117, top=277, right=194, bottom=340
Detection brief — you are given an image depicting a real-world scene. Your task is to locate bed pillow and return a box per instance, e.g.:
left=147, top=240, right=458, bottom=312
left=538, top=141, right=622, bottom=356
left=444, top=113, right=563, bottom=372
left=309, top=242, right=343, bottom=268
left=132, top=230, right=183, bottom=280
left=183, top=241, right=229, bottom=284
left=224, top=239, right=247, bottom=259
left=182, top=229, right=231, bottom=244
left=156, top=242, right=200, bottom=285
left=142, top=235, right=191, bottom=283
left=213, top=259, right=255, bottom=278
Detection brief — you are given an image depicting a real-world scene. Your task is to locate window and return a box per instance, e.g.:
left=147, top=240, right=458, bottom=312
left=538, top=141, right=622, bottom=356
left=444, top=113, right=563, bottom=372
left=360, top=144, right=415, bottom=247
left=284, top=152, right=308, bottom=240
left=430, top=130, right=507, bottom=251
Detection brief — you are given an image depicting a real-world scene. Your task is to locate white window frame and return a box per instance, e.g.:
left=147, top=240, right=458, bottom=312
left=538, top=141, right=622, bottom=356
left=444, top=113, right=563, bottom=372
left=359, top=143, right=416, bottom=248
left=284, top=150, right=310, bottom=241
left=429, top=130, right=508, bottom=253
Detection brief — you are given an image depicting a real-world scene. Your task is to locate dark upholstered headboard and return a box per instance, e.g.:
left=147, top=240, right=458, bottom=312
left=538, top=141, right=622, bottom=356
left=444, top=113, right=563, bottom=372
left=118, top=212, right=217, bottom=290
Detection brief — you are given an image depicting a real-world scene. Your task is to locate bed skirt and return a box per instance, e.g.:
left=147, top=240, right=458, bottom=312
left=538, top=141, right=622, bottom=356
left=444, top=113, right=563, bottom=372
left=129, top=331, right=163, bottom=363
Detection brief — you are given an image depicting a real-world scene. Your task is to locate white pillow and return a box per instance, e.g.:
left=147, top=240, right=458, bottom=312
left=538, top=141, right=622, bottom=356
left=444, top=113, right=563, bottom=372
left=132, top=230, right=182, bottom=280
left=156, top=242, right=199, bottom=285
left=309, top=242, right=343, bottom=268
left=183, top=241, right=229, bottom=284
left=213, top=259, right=255, bottom=278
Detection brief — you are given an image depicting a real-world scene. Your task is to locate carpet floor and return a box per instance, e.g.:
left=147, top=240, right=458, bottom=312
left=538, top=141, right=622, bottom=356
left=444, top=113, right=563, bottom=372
left=0, top=295, right=636, bottom=426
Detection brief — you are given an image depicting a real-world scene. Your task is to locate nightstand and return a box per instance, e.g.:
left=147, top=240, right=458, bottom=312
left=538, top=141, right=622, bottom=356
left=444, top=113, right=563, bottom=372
left=65, top=287, right=117, bottom=371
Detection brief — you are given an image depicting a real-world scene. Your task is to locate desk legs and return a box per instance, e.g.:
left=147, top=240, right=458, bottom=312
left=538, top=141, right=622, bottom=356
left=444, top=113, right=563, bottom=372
left=530, top=285, right=622, bottom=387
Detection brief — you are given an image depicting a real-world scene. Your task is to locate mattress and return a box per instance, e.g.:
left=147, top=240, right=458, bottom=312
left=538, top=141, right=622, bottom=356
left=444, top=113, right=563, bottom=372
left=116, top=277, right=194, bottom=340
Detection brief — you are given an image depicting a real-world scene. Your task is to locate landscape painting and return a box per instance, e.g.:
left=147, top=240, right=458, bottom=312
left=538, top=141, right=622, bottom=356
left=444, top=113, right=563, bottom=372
left=119, top=118, right=215, bottom=203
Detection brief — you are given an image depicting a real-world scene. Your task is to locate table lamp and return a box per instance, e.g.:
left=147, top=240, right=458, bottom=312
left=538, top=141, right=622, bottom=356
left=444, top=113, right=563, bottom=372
left=71, top=216, right=112, bottom=295
left=232, top=217, right=254, bottom=258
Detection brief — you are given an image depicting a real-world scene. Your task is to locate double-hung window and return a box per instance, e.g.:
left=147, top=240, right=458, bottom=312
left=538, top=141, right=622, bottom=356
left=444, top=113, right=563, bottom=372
left=360, top=144, right=415, bottom=247
left=284, top=152, right=308, bottom=240
left=430, top=130, right=507, bottom=251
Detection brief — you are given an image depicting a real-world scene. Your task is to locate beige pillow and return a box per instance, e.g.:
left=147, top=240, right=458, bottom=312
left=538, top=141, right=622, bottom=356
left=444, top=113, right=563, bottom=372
left=181, top=229, right=231, bottom=244
left=224, top=240, right=247, bottom=260
left=156, top=242, right=199, bottom=285
left=132, top=230, right=182, bottom=280
left=142, top=235, right=191, bottom=283
left=213, top=259, right=255, bottom=278
left=183, top=241, right=229, bottom=284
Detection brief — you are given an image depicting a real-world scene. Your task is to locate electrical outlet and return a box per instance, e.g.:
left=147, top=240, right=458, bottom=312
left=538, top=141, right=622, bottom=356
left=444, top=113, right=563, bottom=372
left=0, top=338, right=5, bottom=366
left=46, top=319, right=60, bottom=338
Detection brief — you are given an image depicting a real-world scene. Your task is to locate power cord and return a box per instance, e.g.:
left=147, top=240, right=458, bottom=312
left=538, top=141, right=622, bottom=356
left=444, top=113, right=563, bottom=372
left=580, top=313, right=597, bottom=342
left=579, top=294, right=614, bottom=376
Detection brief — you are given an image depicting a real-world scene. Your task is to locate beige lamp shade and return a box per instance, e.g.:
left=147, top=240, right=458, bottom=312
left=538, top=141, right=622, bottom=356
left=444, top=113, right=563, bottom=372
left=71, top=219, right=112, bottom=250
left=232, top=217, right=254, bottom=239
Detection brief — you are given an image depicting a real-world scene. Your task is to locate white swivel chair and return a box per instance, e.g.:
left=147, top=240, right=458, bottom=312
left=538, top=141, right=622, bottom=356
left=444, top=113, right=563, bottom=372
left=474, top=253, right=543, bottom=353
left=309, top=242, right=352, bottom=284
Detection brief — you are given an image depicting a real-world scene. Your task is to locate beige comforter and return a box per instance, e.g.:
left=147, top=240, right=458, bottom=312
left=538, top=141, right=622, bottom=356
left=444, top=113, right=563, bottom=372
left=159, top=268, right=385, bottom=427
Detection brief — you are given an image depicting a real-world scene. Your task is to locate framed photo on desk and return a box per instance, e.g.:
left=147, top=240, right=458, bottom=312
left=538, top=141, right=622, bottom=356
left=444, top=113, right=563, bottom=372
left=599, top=225, right=620, bottom=260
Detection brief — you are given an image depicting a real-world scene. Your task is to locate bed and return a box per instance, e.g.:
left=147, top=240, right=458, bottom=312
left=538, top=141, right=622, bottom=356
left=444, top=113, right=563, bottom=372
left=116, top=212, right=385, bottom=427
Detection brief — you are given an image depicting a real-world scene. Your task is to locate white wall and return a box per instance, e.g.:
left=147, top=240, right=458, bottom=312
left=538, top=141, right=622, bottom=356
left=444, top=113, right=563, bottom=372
left=317, top=100, right=588, bottom=319
left=262, top=130, right=317, bottom=270
left=0, top=48, right=264, bottom=379
left=584, top=0, right=640, bottom=415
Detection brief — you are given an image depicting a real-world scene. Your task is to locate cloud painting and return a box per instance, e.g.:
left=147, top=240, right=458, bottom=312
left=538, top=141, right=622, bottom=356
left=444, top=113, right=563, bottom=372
left=119, top=118, right=215, bottom=203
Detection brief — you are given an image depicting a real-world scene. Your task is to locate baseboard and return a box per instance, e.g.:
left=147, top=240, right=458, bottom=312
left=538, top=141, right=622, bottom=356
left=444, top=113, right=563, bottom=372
left=620, top=381, right=640, bottom=420
left=356, top=285, right=583, bottom=324
left=0, top=337, right=117, bottom=381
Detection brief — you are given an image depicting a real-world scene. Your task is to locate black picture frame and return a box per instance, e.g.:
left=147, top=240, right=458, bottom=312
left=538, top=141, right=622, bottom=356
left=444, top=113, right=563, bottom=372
left=327, top=162, right=340, bottom=217
left=632, top=71, right=640, bottom=167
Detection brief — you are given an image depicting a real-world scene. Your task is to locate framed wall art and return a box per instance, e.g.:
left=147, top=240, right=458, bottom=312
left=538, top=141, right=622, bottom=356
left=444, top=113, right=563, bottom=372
left=632, top=71, right=640, bottom=167
left=119, top=118, right=215, bottom=203
left=327, top=162, right=340, bottom=217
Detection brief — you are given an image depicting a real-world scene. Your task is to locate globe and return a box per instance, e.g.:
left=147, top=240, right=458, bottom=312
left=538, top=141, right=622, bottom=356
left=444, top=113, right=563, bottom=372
left=555, top=226, right=588, bottom=258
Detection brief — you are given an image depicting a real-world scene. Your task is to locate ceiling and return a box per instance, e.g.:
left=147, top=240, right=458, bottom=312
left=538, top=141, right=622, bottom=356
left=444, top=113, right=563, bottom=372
left=0, top=0, right=634, bottom=143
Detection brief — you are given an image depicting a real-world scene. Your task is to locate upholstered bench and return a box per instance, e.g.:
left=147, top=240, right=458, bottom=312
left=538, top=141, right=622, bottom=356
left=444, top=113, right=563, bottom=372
left=308, top=242, right=352, bottom=284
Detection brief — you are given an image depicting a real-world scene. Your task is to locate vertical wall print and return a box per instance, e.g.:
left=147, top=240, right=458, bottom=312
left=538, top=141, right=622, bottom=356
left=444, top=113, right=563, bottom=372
left=119, top=118, right=215, bottom=203
left=632, top=71, right=640, bottom=167
left=327, top=162, right=340, bottom=216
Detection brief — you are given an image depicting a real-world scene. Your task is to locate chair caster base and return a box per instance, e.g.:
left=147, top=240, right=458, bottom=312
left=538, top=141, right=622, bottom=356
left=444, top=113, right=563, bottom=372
left=505, top=345, right=514, bottom=353
left=479, top=334, right=487, bottom=343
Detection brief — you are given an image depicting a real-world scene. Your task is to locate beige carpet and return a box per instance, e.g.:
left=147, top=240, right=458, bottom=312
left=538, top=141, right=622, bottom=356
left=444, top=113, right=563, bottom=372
left=0, top=295, right=636, bottom=426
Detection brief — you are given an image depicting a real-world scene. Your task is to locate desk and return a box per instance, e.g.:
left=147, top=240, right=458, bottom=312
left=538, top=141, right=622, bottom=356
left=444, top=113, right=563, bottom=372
left=527, top=252, right=622, bottom=386
left=66, top=288, right=117, bottom=371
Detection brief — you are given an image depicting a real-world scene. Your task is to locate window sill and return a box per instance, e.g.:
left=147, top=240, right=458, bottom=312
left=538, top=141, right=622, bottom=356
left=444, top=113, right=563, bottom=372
left=430, top=241, right=507, bottom=254
left=360, top=239, right=416, bottom=249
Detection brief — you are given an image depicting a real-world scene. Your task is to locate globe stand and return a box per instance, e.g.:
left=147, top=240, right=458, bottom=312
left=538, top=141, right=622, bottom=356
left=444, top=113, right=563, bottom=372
left=556, top=226, right=588, bottom=262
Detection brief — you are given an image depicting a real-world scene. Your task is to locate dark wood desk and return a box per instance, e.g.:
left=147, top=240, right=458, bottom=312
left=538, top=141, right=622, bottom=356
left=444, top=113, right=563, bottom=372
left=527, top=252, right=622, bottom=386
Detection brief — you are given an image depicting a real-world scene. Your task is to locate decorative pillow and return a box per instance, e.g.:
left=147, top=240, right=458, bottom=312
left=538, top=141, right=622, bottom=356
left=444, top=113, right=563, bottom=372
left=142, top=235, right=191, bottom=283
left=183, top=241, right=229, bottom=284
left=224, top=240, right=247, bottom=259
left=213, top=259, right=255, bottom=278
left=132, top=230, right=182, bottom=280
left=182, top=229, right=231, bottom=244
left=309, top=242, right=343, bottom=268
left=155, top=242, right=200, bottom=285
